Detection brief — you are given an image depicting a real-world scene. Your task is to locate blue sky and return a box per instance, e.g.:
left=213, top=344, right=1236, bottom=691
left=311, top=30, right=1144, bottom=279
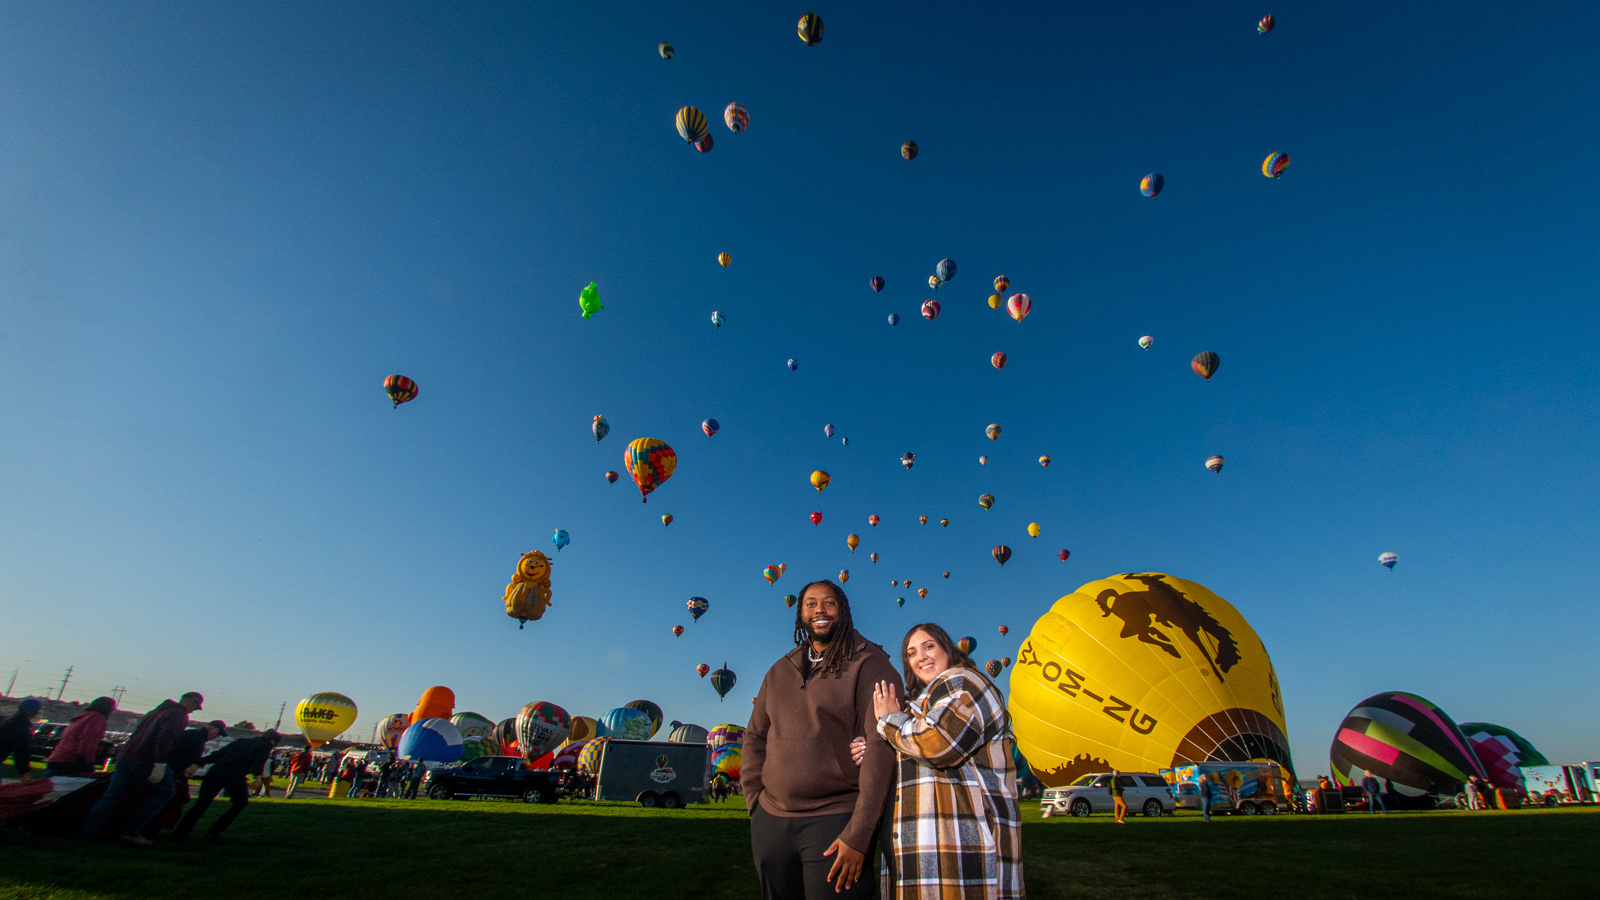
left=2, top=2, right=1598, bottom=766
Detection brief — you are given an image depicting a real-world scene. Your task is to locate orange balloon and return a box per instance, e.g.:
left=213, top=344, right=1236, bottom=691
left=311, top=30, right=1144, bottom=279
left=411, top=686, right=455, bottom=724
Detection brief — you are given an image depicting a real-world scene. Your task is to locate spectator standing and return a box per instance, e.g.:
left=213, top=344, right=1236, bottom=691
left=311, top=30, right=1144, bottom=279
left=407, top=759, right=426, bottom=799
left=284, top=747, right=313, bottom=798
left=1198, top=774, right=1214, bottom=822
left=1110, top=769, right=1127, bottom=824
left=0, top=697, right=43, bottom=778
left=44, top=697, right=116, bottom=777
left=173, top=730, right=282, bottom=841
left=77, top=692, right=204, bottom=845
left=1361, top=770, right=1388, bottom=814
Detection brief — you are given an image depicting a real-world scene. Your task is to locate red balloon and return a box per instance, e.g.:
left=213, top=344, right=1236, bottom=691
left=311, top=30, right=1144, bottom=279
left=868, top=514, right=880, bottom=527
left=810, top=511, right=823, bottom=527
left=998, top=625, right=1008, bottom=636
left=696, top=663, right=710, bottom=678
left=605, top=471, right=619, bottom=484
left=672, top=625, right=684, bottom=637
left=1058, top=549, right=1070, bottom=561
left=942, top=571, right=950, bottom=579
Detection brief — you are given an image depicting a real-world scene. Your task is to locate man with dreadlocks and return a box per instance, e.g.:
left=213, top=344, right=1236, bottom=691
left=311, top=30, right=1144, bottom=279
left=743, top=579, right=903, bottom=899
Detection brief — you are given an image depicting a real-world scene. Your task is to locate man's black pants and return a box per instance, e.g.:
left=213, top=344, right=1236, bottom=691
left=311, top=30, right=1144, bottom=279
left=174, top=770, right=250, bottom=837
left=750, top=805, right=879, bottom=899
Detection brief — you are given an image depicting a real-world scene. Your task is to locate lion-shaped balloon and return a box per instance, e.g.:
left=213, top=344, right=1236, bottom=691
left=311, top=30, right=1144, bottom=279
left=505, top=550, right=553, bottom=628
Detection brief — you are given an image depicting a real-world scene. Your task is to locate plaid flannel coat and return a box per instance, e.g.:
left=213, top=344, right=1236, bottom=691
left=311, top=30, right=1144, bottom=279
left=876, top=666, right=1023, bottom=899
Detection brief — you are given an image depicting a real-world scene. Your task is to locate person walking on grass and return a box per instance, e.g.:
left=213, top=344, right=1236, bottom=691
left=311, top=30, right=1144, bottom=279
left=78, top=691, right=204, bottom=845
left=284, top=746, right=312, bottom=798
left=1361, top=770, right=1387, bottom=814
left=173, top=730, right=281, bottom=842
left=1111, top=769, right=1127, bottom=824
left=1198, top=773, right=1214, bottom=822
left=744, top=579, right=902, bottom=899
left=44, top=697, right=116, bottom=778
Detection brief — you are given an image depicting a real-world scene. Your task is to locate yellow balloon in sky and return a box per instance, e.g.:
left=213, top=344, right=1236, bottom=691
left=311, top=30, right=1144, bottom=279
left=1027, top=522, right=1040, bottom=539
left=810, top=470, right=831, bottom=492
left=1009, top=573, right=1292, bottom=786
left=295, top=692, right=358, bottom=748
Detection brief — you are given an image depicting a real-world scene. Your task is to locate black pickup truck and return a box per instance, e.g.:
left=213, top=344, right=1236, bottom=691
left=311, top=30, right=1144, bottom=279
left=421, top=755, right=562, bottom=803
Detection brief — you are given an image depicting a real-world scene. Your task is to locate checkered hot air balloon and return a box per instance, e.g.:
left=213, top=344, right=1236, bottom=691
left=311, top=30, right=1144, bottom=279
left=724, top=102, right=749, bottom=133
left=625, top=437, right=677, bottom=502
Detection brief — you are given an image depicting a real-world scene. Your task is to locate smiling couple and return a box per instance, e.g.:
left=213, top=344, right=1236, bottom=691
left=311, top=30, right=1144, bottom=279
left=742, top=579, right=1024, bottom=900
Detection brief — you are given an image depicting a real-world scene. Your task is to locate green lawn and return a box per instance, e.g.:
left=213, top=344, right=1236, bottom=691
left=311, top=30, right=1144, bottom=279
left=1, top=797, right=1592, bottom=899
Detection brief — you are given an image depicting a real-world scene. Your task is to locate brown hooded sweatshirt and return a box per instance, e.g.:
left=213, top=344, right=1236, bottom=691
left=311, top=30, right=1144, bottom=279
left=742, top=630, right=904, bottom=853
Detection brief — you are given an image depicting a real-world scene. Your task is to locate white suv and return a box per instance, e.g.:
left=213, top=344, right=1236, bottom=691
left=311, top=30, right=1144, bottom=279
left=1039, top=773, right=1174, bottom=818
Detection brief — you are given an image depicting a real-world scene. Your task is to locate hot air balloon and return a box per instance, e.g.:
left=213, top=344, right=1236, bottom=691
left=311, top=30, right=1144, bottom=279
left=847, top=533, right=860, bottom=552
left=998, top=625, right=1009, bottom=636
left=902, top=141, right=918, bottom=160
left=1263, top=152, right=1289, bottom=178
left=673, top=624, right=684, bottom=637
left=928, top=275, right=943, bottom=291
left=988, top=294, right=1002, bottom=309
left=811, top=470, right=831, bottom=492
left=662, top=514, right=673, bottom=527
left=517, top=702, right=572, bottom=759
left=624, top=700, right=664, bottom=738
left=917, top=588, right=927, bottom=599
left=763, top=565, right=781, bottom=585
left=676, top=106, right=709, bottom=144
left=605, top=471, right=619, bottom=483
left=576, top=737, right=609, bottom=774
left=383, top=375, right=418, bottom=408
left=979, top=494, right=995, bottom=510
left=778, top=563, right=788, bottom=575
left=1257, top=13, right=1274, bottom=33
left=870, top=277, right=885, bottom=293
left=991, top=352, right=1007, bottom=370
left=1002, top=657, right=1011, bottom=668
left=784, top=593, right=798, bottom=608
left=958, top=636, right=977, bottom=655
left=936, top=258, right=956, bottom=282
left=894, top=597, right=905, bottom=607
left=838, top=569, right=849, bottom=583
left=1027, top=523, right=1040, bottom=539
left=797, top=12, right=823, bottom=44
left=659, top=41, right=674, bottom=58
left=868, top=514, right=880, bottom=527
left=869, top=553, right=879, bottom=563
left=824, top=423, right=835, bottom=438
left=1206, top=455, right=1225, bottom=474
left=669, top=723, right=709, bottom=745
left=688, top=596, right=709, bottom=621
left=625, top=437, right=677, bottom=502
left=1140, top=173, right=1164, bottom=198
left=1139, top=335, right=1153, bottom=350
left=985, top=660, right=1003, bottom=678
left=1191, top=351, right=1220, bottom=381
left=1379, top=552, right=1399, bottom=569
left=810, top=511, right=823, bottom=526
left=710, top=664, right=737, bottom=700
left=921, top=300, right=940, bottom=320
left=892, top=580, right=899, bottom=587
left=552, top=529, right=570, bottom=552
left=919, top=516, right=928, bottom=525
left=578, top=282, right=604, bottom=319
left=1459, top=722, right=1550, bottom=791
left=1329, top=692, right=1485, bottom=801
left=1012, top=573, right=1296, bottom=786
left=903, top=579, right=911, bottom=588
left=592, top=414, right=610, bottom=442
left=702, top=418, right=719, bottom=438
left=994, top=276, right=1010, bottom=292
left=979, top=455, right=988, bottom=465
left=842, top=437, right=849, bottom=446
left=788, top=358, right=799, bottom=371
left=598, top=707, right=653, bottom=741
left=697, top=663, right=710, bottom=678
left=398, top=718, right=463, bottom=763
left=296, top=693, right=358, bottom=748
left=986, top=424, right=1001, bottom=441
left=901, top=452, right=916, bottom=470
left=942, top=571, right=950, bottom=578
left=939, top=519, right=949, bottom=528
left=1058, top=549, right=1070, bottom=561
left=724, top=103, right=749, bottom=133
left=374, top=713, right=410, bottom=749
left=1006, top=293, right=1032, bottom=322
left=992, top=545, right=1011, bottom=567
left=711, top=310, right=727, bottom=329
left=412, top=686, right=455, bottom=724
left=888, top=313, right=900, bottom=326
left=695, top=133, right=713, bottom=153
left=1039, top=455, right=1051, bottom=467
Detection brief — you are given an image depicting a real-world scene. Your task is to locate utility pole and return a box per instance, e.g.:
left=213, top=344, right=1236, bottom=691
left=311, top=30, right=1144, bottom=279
left=56, top=666, right=74, bottom=701
left=274, top=701, right=287, bottom=731
left=6, top=668, right=16, bottom=697
left=112, top=686, right=126, bottom=705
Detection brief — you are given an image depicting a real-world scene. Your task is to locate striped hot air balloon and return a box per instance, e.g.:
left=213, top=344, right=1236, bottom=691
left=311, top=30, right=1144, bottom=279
left=1191, top=351, right=1220, bottom=381
left=1006, top=293, right=1032, bottom=322
left=1206, top=455, right=1225, bottom=474
left=1329, top=692, right=1487, bottom=801
left=383, top=375, right=418, bottom=408
left=797, top=13, right=824, bottom=45
left=676, top=106, right=709, bottom=144
left=902, top=141, right=918, bottom=160
left=659, top=41, right=674, bottom=58
left=991, top=352, right=1007, bottom=370
left=921, top=300, right=940, bottom=320
left=1257, top=14, right=1275, bottom=34
left=1262, top=151, right=1289, bottom=178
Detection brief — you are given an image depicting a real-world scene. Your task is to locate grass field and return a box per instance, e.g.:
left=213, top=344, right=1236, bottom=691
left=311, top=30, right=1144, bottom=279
left=2, top=796, right=1593, bottom=899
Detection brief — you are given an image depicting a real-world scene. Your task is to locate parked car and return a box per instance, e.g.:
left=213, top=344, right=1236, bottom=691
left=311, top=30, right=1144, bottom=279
left=422, top=755, right=562, bottom=803
left=1039, top=773, right=1174, bottom=818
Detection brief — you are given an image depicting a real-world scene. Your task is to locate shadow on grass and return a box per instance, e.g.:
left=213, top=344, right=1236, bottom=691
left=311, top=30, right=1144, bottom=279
left=2, top=800, right=1596, bottom=899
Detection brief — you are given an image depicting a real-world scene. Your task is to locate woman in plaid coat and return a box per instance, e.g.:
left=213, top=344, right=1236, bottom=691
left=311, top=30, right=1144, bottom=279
left=871, top=623, right=1023, bottom=899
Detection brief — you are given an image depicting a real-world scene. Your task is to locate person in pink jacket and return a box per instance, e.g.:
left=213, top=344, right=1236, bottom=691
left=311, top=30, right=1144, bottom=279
left=44, top=696, right=117, bottom=777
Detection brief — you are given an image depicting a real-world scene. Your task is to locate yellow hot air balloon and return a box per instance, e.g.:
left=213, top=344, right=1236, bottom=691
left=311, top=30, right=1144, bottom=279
left=987, top=294, right=1002, bottom=309
left=1009, top=573, right=1293, bottom=786
left=296, top=692, right=358, bottom=748
left=810, top=470, right=831, bottom=492
left=847, top=533, right=860, bottom=552
left=1027, top=523, right=1040, bottom=539
left=717, top=252, right=732, bottom=267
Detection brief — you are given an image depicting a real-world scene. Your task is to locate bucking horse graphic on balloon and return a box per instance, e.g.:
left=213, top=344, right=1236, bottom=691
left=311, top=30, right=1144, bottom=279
left=1095, top=574, right=1241, bottom=683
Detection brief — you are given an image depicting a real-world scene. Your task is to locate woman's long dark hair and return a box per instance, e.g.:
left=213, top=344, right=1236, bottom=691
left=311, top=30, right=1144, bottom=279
left=900, top=623, right=976, bottom=700
left=793, top=580, right=856, bottom=676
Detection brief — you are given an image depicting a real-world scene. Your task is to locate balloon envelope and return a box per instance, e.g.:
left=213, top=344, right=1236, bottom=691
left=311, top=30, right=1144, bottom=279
left=597, top=707, right=653, bottom=741
left=901, top=141, right=918, bottom=160
left=991, top=352, right=1007, bottom=370
left=669, top=723, right=710, bottom=744
left=452, top=712, right=496, bottom=761
left=869, top=277, right=884, bottom=293
left=688, top=596, right=709, bottom=621
left=723, top=103, right=748, bottom=133
left=411, top=686, right=454, bottom=725
left=625, top=437, right=678, bottom=502
left=517, top=701, right=573, bottom=759
left=797, top=12, right=823, bottom=45
left=624, top=700, right=664, bottom=738
left=398, top=718, right=464, bottom=763
left=552, top=529, right=570, bottom=552
left=1191, top=351, right=1220, bottom=381
left=568, top=716, right=598, bottom=745
left=1329, top=692, right=1485, bottom=798
left=710, top=665, right=737, bottom=700
left=1011, top=573, right=1294, bottom=786
left=1379, top=552, right=1399, bottom=569
left=921, top=300, right=940, bottom=320
left=1139, top=335, right=1153, bottom=349
left=1206, top=455, right=1225, bottom=474
left=992, top=545, right=1011, bottom=566
left=374, top=713, right=411, bottom=750
left=1140, top=173, right=1164, bottom=198
left=383, top=375, right=418, bottom=408
left=577, top=737, right=609, bottom=773
left=1257, top=14, right=1275, bottom=33
left=1459, top=722, right=1550, bottom=791
left=1263, top=151, right=1289, bottom=178
left=979, top=494, right=995, bottom=510
left=810, top=470, right=831, bottom=492
left=295, top=692, right=357, bottom=748
left=1006, top=293, right=1031, bottom=322
left=675, top=106, right=709, bottom=143
left=936, top=259, right=956, bottom=282
left=659, top=41, right=674, bottom=58
left=702, top=418, right=719, bottom=437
